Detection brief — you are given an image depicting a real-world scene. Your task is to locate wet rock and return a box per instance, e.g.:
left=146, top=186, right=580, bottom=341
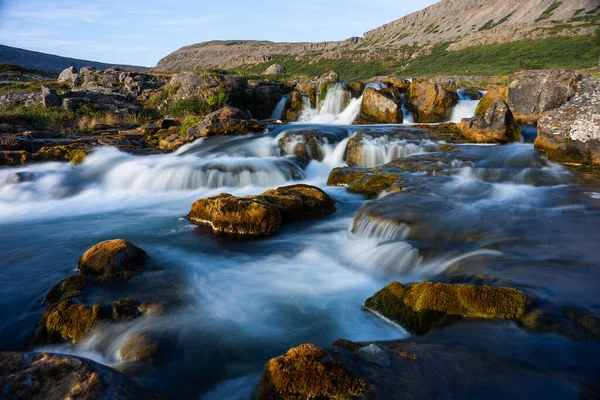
left=0, top=150, right=31, bottom=166
left=257, top=343, right=366, bottom=400
left=316, top=70, right=340, bottom=87
left=243, top=81, right=283, bottom=120
left=535, top=78, right=600, bottom=166
left=284, top=91, right=305, bottom=121
left=0, top=352, right=149, bottom=400
left=138, top=302, right=166, bottom=318
left=407, top=81, right=457, bottom=122
left=188, top=193, right=282, bottom=236
left=363, top=281, right=528, bottom=335
left=187, top=184, right=336, bottom=236
left=458, top=100, right=521, bottom=144
left=460, top=87, right=483, bottom=100
left=359, top=88, right=403, bottom=123
left=260, top=184, right=337, bottom=222
left=264, top=64, right=286, bottom=75
left=112, top=299, right=142, bottom=322
left=327, top=167, right=401, bottom=199
left=475, top=86, right=508, bottom=116
left=345, top=131, right=424, bottom=167
left=0, top=136, right=32, bottom=152
left=33, top=145, right=87, bottom=165
left=357, top=344, right=391, bottom=367
left=39, top=300, right=106, bottom=344
left=41, top=85, right=60, bottom=108
left=77, top=239, right=148, bottom=280
left=509, top=69, right=582, bottom=115
left=277, top=129, right=337, bottom=162
left=120, top=334, right=159, bottom=362
left=345, top=81, right=365, bottom=99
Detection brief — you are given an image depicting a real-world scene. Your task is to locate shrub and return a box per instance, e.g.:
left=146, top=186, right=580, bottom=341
left=180, top=115, right=203, bottom=137
left=206, top=92, right=229, bottom=108
left=164, top=99, right=209, bottom=118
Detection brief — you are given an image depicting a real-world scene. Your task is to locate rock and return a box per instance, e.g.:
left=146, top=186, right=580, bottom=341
left=284, top=91, right=305, bottom=121
left=460, top=87, right=482, bottom=100
left=33, top=146, right=87, bottom=165
left=187, top=184, right=336, bottom=236
left=277, top=129, right=337, bottom=162
left=534, top=79, right=600, bottom=166
left=0, top=352, right=149, bottom=400
left=77, top=239, right=148, bottom=280
left=0, top=136, right=32, bottom=152
left=41, top=85, right=60, bottom=107
left=458, top=100, right=521, bottom=144
left=158, top=118, right=180, bottom=129
left=475, top=86, right=508, bottom=116
left=316, top=70, right=340, bottom=87
left=264, top=64, right=287, bottom=75
left=363, top=281, right=528, bottom=335
left=112, top=299, right=142, bottom=322
left=296, top=80, right=318, bottom=107
left=39, top=300, right=105, bottom=344
left=509, top=69, right=582, bottom=115
left=345, top=81, right=365, bottom=98
left=0, top=150, right=30, bottom=166
left=205, top=106, right=250, bottom=121
left=57, top=66, right=79, bottom=86
left=260, top=184, right=337, bottom=222
left=359, top=88, right=403, bottom=123
left=407, top=81, right=457, bottom=122
left=327, top=167, right=401, bottom=199
left=185, top=105, right=261, bottom=139
left=187, top=193, right=282, bottom=236
left=244, top=82, right=283, bottom=120
left=357, top=344, right=392, bottom=367
left=256, top=343, right=366, bottom=400
left=120, top=334, right=159, bottom=362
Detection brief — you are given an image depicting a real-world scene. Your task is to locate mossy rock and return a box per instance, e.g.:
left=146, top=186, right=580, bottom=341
left=364, top=281, right=528, bottom=335
left=77, top=239, right=147, bottom=280
left=120, top=333, right=159, bottom=362
left=33, top=146, right=87, bottom=164
left=327, top=167, right=400, bottom=199
left=261, top=184, right=337, bottom=221
left=475, top=87, right=508, bottom=117
left=0, top=150, right=31, bottom=166
left=407, top=82, right=457, bottom=123
left=257, top=343, right=366, bottom=400
left=112, top=299, right=141, bottom=322
left=44, top=275, right=88, bottom=305
left=39, top=300, right=106, bottom=344
left=188, top=193, right=282, bottom=236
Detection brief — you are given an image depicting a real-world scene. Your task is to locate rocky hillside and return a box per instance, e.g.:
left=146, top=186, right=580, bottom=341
left=0, top=44, right=146, bottom=74
left=155, top=0, right=599, bottom=73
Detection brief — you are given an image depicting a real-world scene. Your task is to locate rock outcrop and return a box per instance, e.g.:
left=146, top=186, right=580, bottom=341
left=508, top=69, right=582, bottom=115
left=187, top=184, right=336, bottom=236
left=535, top=78, right=600, bottom=165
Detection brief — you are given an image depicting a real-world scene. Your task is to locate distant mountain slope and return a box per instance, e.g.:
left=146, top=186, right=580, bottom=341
left=155, top=0, right=599, bottom=72
left=0, top=44, right=146, bottom=74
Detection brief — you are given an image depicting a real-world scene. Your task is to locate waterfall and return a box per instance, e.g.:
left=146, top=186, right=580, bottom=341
left=400, top=94, right=415, bottom=124
left=449, top=89, right=484, bottom=123
left=269, top=95, right=289, bottom=121
left=353, top=135, right=423, bottom=167
left=298, top=84, right=363, bottom=125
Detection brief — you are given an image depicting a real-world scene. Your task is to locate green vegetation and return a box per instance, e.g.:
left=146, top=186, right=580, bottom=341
left=180, top=115, right=203, bottom=137
left=536, top=1, right=562, bottom=22
left=163, top=99, right=209, bottom=118
left=0, top=81, right=70, bottom=97
left=206, top=92, right=228, bottom=108
left=478, top=12, right=514, bottom=31
left=238, top=31, right=599, bottom=79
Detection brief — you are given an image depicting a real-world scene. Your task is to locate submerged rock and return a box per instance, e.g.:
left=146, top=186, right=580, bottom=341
left=327, top=167, right=401, bottom=199
left=359, top=88, right=403, bottom=124
left=363, top=281, right=528, bottom=335
left=535, top=78, right=600, bottom=166
left=407, top=81, right=457, bottom=122
left=78, top=239, right=148, bottom=280
left=257, top=343, right=366, bottom=400
left=458, top=100, right=521, bottom=144
left=0, top=352, right=149, bottom=400
left=187, top=184, right=336, bottom=236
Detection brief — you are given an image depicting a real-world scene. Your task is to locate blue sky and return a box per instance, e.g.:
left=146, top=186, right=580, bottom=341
left=0, top=0, right=438, bottom=67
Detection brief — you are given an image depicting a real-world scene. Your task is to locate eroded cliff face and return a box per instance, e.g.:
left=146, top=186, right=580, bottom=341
left=155, top=0, right=599, bottom=71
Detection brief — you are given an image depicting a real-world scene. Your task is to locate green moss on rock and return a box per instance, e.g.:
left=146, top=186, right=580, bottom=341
left=364, top=281, right=528, bottom=335
left=257, top=343, right=366, bottom=400
left=77, top=239, right=147, bottom=280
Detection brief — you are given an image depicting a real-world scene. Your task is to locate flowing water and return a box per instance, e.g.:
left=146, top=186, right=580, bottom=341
left=1, top=85, right=599, bottom=398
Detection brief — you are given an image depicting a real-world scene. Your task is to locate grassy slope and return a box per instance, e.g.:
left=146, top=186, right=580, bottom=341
left=239, top=29, right=600, bottom=80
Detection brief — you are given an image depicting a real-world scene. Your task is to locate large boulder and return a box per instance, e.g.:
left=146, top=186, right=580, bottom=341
left=407, top=82, right=457, bottom=122
left=257, top=343, right=367, bottom=400
left=359, top=88, right=403, bottom=124
left=316, top=70, right=340, bottom=87
left=284, top=91, right=305, bottom=121
left=363, top=281, right=528, bottom=335
left=509, top=69, right=582, bottom=115
left=0, top=352, right=149, bottom=400
left=41, top=85, right=60, bottom=108
left=77, top=239, right=148, bottom=280
left=458, top=100, right=521, bottom=144
left=186, top=106, right=264, bottom=138
left=277, top=129, right=337, bottom=162
left=57, top=66, right=79, bottom=86
left=244, top=81, right=284, bottom=119
left=534, top=79, right=600, bottom=165
left=264, top=64, right=286, bottom=75
left=187, top=184, right=336, bottom=236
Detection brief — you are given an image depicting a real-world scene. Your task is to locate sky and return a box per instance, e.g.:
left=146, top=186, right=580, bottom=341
left=0, top=0, right=438, bottom=67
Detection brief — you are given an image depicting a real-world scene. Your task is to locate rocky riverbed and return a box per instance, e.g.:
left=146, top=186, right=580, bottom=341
left=0, top=66, right=599, bottom=399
